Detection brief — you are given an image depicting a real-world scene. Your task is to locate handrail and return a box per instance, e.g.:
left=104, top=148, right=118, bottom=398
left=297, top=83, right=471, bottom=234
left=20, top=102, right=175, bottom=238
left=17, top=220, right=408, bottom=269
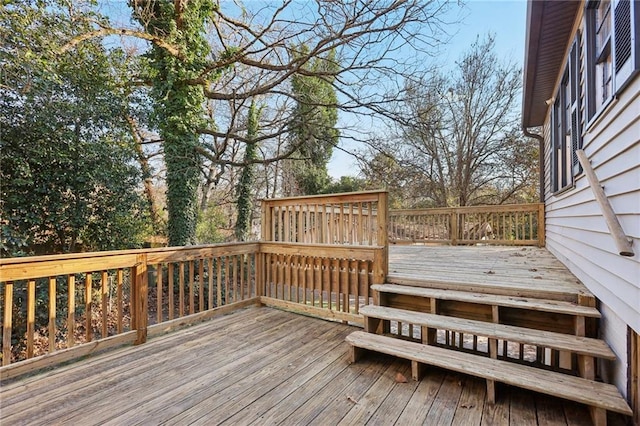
left=576, top=149, right=634, bottom=257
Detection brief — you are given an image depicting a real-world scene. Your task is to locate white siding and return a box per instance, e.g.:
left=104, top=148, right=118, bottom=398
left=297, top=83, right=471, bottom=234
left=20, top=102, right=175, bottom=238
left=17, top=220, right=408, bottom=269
left=542, top=16, right=640, bottom=396
left=599, top=302, right=629, bottom=397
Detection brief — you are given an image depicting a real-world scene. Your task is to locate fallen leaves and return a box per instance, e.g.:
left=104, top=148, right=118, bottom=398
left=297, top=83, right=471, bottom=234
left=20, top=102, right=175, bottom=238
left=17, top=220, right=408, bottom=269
left=395, top=372, right=408, bottom=383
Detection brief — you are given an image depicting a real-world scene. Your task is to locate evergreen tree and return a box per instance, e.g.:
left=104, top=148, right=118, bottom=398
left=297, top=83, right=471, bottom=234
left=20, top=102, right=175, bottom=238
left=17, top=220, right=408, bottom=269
left=0, top=1, right=149, bottom=255
left=286, top=48, right=340, bottom=195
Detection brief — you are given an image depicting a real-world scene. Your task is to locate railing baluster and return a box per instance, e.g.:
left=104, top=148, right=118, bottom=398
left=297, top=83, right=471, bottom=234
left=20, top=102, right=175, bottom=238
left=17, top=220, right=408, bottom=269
left=189, top=260, right=195, bottom=315
left=233, top=255, right=239, bottom=303
left=101, top=271, right=108, bottom=339
left=168, top=263, right=174, bottom=320
left=157, top=264, right=163, bottom=324
left=208, top=258, right=214, bottom=309
left=217, top=257, right=223, bottom=306
left=3, top=281, right=13, bottom=365
left=48, top=277, right=56, bottom=353
left=26, top=279, right=35, bottom=358
left=178, top=262, right=184, bottom=317
left=68, top=275, right=75, bottom=348
left=85, top=273, right=92, bottom=342
left=199, top=259, right=204, bottom=312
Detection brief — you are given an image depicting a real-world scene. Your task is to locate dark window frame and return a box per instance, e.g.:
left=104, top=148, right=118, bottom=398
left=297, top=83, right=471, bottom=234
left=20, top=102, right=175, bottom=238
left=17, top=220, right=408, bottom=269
left=551, top=38, right=582, bottom=194
left=586, top=0, right=640, bottom=122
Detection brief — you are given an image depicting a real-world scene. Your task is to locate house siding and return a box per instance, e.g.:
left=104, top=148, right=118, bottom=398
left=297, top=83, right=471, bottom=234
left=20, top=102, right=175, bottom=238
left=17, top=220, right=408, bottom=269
left=542, top=11, right=640, bottom=398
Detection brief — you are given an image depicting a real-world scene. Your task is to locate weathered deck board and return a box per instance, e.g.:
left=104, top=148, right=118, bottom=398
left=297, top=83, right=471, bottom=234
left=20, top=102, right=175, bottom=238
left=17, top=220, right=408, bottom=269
left=0, top=307, right=610, bottom=425
left=389, top=246, right=595, bottom=302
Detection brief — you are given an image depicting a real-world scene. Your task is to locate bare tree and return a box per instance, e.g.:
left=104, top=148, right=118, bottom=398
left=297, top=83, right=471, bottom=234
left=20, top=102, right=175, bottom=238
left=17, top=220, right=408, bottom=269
left=58, top=0, right=456, bottom=243
left=364, top=35, right=537, bottom=207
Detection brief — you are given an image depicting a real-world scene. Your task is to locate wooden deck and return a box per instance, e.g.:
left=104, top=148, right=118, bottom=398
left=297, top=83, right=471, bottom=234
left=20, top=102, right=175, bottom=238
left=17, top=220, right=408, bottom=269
left=388, top=245, right=595, bottom=303
left=1, top=306, right=605, bottom=425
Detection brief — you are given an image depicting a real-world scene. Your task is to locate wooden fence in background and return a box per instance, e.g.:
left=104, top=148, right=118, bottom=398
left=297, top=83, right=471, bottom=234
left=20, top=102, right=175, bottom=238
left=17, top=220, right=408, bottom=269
left=389, top=203, right=545, bottom=247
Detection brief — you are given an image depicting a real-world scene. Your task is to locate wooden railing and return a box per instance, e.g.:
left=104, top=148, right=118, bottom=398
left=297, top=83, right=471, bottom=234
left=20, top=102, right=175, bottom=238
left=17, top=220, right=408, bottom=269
left=0, top=191, right=391, bottom=377
left=389, top=203, right=545, bottom=247
left=259, top=191, right=389, bottom=322
left=0, top=243, right=261, bottom=378
left=261, top=190, right=387, bottom=246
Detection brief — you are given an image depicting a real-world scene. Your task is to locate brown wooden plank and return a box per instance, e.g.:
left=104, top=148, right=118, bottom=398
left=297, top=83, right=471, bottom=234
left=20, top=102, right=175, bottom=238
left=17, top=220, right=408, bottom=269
left=68, top=275, right=75, bottom=347
left=346, top=331, right=632, bottom=415
left=85, top=274, right=92, bottom=342
left=48, top=277, right=56, bottom=353
left=3, top=281, right=14, bottom=365
left=452, top=376, right=486, bottom=426
left=179, top=262, right=185, bottom=317
left=188, top=260, right=195, bottom=314
left=360, top=305, right=615, bottom=359
left=101, top=271, right=108, bottom=339
left=207, top=258, right=213, bottom=310
left=480, top=387, right=510, bottom=426
left=508, top=388, right=537, bottom=425
left=198, top=259, right=204, bottom=311
left=535, top=393, right=568, bottom=426
left=366, top=361, right=422, bottom=425
left=156, top=264, right=163, bottom=324
left=173, top=324, right=351, bottom=424
left=423, top=373, right=465, bottom=425
left=337, top=360, right=413, bottom=425
left=168, top=263, right=174, bottom=320
left=373, top=284, right=601, bottom=317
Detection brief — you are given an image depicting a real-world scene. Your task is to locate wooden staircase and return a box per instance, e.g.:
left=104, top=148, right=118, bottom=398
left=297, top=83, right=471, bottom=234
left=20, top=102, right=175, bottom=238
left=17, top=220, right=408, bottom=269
left=346, top=277, right=633, bottom=425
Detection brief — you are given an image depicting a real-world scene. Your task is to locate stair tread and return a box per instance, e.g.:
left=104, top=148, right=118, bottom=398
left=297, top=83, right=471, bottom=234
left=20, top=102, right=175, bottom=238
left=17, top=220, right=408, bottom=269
left=346, top=331, right=632, bottom=416
left=372, top=284, right=601, bottom=318
left=360, top=305, right=615, bottom=359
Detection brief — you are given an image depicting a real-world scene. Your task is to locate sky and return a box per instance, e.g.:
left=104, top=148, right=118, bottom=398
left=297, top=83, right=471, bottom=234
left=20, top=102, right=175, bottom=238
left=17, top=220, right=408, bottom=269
left=327, top=0, right=528, bottom=178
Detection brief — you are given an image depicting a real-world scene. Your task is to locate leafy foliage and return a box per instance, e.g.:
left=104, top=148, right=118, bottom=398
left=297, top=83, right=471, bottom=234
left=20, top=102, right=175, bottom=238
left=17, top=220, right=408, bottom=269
left=131, top=0, right=214, bottom=246
left=0, top=1, right=150, bottom=255
left=285, top=48, right=340, bottom=195
left=234, top=101, right=260, bottom=241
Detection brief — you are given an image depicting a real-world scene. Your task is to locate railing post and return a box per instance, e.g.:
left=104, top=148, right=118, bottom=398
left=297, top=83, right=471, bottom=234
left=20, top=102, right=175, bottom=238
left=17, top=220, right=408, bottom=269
left=450, top=209, right=458, bottom=246
left=537, top=203, right=546, bottom=247
left=374, top=191, right=389, bottom=284
left=256, top=250, right=264, bottom=298
left=261, top=201, right=271, bottom=241
left=133, top=253, right=148, bottom=345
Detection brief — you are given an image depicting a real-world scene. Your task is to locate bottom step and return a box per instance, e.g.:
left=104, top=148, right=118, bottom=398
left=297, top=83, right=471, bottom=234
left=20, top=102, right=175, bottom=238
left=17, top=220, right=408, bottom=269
left=346, top=331, right=632, bottom=417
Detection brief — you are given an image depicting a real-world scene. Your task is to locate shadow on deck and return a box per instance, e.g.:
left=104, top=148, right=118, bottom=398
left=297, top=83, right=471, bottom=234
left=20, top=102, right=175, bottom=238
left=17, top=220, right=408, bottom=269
left=1, top=306, right=600, bottom=425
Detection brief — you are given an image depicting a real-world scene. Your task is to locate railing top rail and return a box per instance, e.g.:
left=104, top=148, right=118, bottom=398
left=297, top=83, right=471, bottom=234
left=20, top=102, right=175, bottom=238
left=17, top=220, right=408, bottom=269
left=260, top=241, right=383, bottom=261
left=0, top=242, right=260, bottom=267
left=261, top=190, right=387, bottom=206
left=390, top=203, right=543, bottom=215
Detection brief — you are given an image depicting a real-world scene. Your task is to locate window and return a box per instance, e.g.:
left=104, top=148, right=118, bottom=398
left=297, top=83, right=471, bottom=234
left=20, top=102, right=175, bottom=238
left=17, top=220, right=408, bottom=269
left=551, top=40, right=582, bottom=193
left=586, top=0, right=640, bottom=119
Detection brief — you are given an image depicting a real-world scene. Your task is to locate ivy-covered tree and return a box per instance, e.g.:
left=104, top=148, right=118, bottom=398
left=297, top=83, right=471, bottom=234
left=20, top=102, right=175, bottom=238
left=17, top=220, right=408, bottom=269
left=234, top=101, right=261, bottom=241
left=0, top=1, right=150, bottom=255
left=285, top=49, right=340, bottom=196
left=129, top=0, right=214, bottom=246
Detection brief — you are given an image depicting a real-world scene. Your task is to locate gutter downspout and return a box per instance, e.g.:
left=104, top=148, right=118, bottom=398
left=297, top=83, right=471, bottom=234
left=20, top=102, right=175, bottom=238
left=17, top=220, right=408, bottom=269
left=523, top=127, right=545, bottom=203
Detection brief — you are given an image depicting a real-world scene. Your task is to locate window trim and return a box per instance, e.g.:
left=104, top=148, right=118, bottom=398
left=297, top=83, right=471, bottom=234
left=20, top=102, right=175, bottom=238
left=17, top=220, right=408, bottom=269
left=585, top=0, right=640, bottom=120
left=550, top=38, right=583, bottom=195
